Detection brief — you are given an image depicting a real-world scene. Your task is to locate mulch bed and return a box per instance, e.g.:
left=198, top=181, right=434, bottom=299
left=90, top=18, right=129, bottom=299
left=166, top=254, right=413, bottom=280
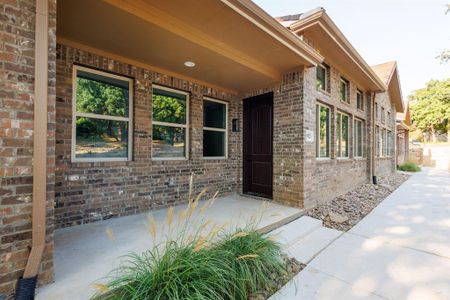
left=307, top=172, right=410, bottom=231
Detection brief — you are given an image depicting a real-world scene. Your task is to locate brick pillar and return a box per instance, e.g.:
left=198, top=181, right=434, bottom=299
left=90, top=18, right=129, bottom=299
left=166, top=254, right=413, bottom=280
left=272, top=69, right=305, bottom=207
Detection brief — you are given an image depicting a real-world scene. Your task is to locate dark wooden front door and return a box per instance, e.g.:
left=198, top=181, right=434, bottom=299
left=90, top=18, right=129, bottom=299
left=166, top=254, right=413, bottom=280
left=243, top=92, right=273, bottom=199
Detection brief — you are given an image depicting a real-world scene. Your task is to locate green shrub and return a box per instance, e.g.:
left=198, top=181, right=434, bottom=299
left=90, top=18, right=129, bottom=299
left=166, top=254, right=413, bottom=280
left=398, top=162, right=421, bottom=172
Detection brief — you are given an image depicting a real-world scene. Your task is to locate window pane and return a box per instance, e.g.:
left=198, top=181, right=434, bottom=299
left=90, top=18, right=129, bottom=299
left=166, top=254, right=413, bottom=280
left=152, top=125, right=186, bottom=158
left=152, top=88, right=187, bottom=124
left=203, top=130, right=225, bottom=157
left=318, top=106, right=329, bottom=157
left=341, top=114, right=349, bottom=157
left=336, top=113, right=341, bottom=156
left=340, top=81, right=346, bottom=101
left=204, top=100, right=226, bottom=129
left=75, top=117, right=128, bottom=158
left=316, top=66, right=326, bottom=90
left=76, top=73, right=129, bottom=117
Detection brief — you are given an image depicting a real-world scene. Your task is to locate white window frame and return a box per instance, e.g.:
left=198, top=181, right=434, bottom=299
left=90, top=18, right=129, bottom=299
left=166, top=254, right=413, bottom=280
left=202, top=97, right=228, bottom=159
left=336, top=111, right=350, bottom=158
left=151, top=85, right=190, bottom=161
left=356, top=90, right=364, bottom=110
left=354, top=118, right=365, bottom=158
left=315, top=103, right=330, bottom=159
left=71, top=65, right=133, bottom=163
left=316, top=64, right=328, bottom=91
left=340, top=77, right=349, bottom=103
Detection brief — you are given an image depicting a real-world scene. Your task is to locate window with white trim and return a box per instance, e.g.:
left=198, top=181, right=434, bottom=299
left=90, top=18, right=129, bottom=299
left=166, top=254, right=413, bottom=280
left=336, top=112, right=349, bottom=157
left=382, top=128, right=387, bottom=157
left=354, top=118, right=365, bottom=157
left=316, top=64, right=328, bottom=91
left=356, top=90, right=364, bottom=110
left=203, top=98, right=228, bottom=158
left=72, top=65, right=133, bottom=162
left=340, top=77, right=350, bottom=103
left=376, top=126, right=380, bottom=157
left=316, top=104, right=330, bottom=158
left=152, top=86, right=189, bottom=159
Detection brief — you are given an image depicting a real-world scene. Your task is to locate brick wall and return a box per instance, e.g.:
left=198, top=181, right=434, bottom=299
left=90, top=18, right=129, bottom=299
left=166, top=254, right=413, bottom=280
left=0, top=0, right=56, bottom=298
left=302, top=64, right=372, bottom=207
left=54, top=44, right=242, bottom=228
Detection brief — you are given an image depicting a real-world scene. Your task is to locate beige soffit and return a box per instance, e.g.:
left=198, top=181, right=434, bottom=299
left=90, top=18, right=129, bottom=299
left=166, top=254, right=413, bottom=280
left=288, top=8, right=386, bottom=92
left=57, top=0, right=323, bottom=93
left=372, top=61, right=405, bottom=112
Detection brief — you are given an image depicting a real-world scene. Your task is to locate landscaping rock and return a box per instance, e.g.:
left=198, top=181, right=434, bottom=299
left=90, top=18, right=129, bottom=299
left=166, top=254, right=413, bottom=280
left=328, top=211, right=348, bottom=224
left=308, top=173, right=410, bottom=231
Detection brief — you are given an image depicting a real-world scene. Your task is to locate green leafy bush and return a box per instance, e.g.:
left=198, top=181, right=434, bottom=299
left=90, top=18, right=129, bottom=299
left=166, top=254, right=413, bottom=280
left=398, top=162, right=421, bottom=172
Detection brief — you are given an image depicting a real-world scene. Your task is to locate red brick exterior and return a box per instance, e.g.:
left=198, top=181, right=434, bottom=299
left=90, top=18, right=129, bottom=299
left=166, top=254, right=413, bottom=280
left=0, top=0, right=56, bottom=298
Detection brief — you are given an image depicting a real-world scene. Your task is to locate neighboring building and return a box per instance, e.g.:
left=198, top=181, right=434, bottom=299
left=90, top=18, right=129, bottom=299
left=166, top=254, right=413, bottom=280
left=396, top=100, right=411, bottom=165
left=0, top=1, right=404, bottom=297
left=371, top=61, right=405, bottom=174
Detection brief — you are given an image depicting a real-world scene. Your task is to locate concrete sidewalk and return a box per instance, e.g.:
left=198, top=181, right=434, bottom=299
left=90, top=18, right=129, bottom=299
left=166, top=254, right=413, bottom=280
left=272, top=168, right=450, bottom=300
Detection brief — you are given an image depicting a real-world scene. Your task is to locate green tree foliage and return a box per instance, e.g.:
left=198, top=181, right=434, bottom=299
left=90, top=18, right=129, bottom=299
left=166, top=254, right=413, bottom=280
left=409, top=79, right=450, bottom=142
left=152, top=94, right=186, bottom=145
left=76, top=78, right=129, bottom=142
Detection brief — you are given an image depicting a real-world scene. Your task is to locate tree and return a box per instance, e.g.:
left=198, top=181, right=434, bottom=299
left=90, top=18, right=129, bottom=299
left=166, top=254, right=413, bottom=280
left=76, top=78, right=129, bottom=142
left=152, top=94, right=186, bottom=145
left=409, top=79, right=450, bottom=142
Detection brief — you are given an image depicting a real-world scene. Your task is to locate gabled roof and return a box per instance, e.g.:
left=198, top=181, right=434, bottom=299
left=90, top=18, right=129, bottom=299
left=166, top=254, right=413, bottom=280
left=278, top=8, right=386, bottom=92
left=371, top=61, right=405, bottom=112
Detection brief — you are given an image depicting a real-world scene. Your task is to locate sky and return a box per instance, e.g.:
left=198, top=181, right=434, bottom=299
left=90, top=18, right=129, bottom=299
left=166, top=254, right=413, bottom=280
left=253, top=0, right=450, bottom=98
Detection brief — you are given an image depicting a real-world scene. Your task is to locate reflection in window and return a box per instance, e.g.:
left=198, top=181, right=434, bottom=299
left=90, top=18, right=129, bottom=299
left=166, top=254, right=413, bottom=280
left=336, top=112, right=349, bottom=157
left=152, top=87, right=188, bottom=159
left=203, top=99, right=227, bottom=158
left=316, top=65, right=328, bottom=91
left=316, top=104, right=330, bottom=158
left=340, top=78, right=350, bottom=103
left=73, top=66, right=132, bottom=161
left=357, top=90, right=364, bottom=110
left=354, top=118, right=365, bottom=157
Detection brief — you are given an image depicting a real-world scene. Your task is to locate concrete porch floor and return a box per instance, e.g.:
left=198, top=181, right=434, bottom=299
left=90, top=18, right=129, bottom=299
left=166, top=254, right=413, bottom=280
left=36, top=194, right=303, bottom=300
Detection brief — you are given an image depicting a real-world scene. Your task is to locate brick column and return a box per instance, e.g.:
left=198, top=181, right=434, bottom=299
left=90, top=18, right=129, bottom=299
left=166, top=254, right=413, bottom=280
left=272, top=69, right=305, bottom=207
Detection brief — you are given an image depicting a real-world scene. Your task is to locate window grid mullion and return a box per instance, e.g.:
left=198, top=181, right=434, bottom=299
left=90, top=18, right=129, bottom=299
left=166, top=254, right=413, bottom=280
left=203, top=127, right=226, bottom=132
left=153, top=121, right=187, bottom=128
left=75, top=111, right=130, bottom=122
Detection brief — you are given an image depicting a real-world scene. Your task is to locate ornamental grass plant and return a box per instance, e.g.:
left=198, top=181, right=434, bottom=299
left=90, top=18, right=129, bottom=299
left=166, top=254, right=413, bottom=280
left=92, top=175, right=289, bottom=300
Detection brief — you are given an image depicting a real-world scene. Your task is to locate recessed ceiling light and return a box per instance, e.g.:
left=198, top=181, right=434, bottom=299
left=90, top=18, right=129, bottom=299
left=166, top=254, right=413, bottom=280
left=184, top=61, right=195, bottom=67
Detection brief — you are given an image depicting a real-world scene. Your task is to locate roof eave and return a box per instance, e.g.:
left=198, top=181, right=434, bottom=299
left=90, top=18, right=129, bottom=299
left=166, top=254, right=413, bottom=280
left=290, top=9, right=385, bottom=91
left=222, top=0, right=324, bottom=66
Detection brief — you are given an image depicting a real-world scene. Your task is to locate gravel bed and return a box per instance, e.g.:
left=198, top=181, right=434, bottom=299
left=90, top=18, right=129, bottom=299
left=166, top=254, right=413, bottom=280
left=307, top=172, right=410, bottom=231
left=250, top=256, right=305, bottom=300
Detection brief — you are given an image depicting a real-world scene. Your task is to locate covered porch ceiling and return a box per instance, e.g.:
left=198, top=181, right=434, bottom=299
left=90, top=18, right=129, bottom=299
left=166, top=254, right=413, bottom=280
left=289, top=9, right=386, bottom=92
left=57, top=0, right=323, bottom=94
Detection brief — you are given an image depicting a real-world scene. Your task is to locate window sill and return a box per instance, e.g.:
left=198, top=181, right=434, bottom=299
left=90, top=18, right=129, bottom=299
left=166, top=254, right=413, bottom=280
left=315, top=157, right=332, bottom=163
left=317, top=88, right=331, bottom=97
left=152, top=157, right=188, bottom=162
left=203, top=157, right=227, bottom=160
left=336, top=157, right=352, bottom=162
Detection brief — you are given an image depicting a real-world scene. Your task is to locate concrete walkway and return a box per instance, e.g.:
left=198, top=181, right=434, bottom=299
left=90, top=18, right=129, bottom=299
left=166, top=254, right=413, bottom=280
left=36, top=194, right=302, bottom=300
left=272, top=168, right=450, bottom=300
